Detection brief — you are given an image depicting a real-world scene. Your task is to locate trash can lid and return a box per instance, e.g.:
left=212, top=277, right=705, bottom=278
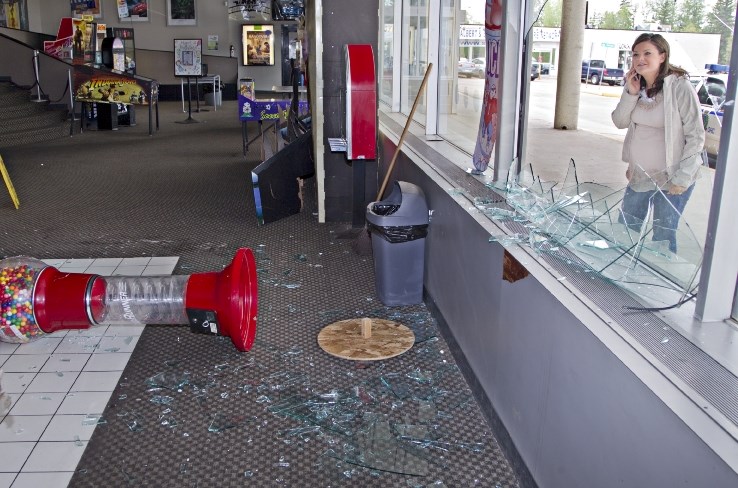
left=366, top=181, right=428, bottom=226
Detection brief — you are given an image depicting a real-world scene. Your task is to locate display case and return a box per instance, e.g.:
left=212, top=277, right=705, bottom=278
left=106, top=27, right=136, bottom=74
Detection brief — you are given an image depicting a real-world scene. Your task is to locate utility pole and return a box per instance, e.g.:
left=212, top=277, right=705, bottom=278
left=554, top=0, right=587, bottom=130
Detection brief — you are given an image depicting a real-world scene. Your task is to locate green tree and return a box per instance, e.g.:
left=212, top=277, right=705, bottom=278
left=534, top=0, right=562, bottom=28
left=705, top=0, right=735, bottom=64
left=675, top=0, right=706, bottom=32
left=647, top=0, right=677, bottom=28
left=598, top=2, right=634, bottom=30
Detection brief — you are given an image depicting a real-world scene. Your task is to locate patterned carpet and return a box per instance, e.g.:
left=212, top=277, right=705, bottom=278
left=0, top=101, right=520, bottom=487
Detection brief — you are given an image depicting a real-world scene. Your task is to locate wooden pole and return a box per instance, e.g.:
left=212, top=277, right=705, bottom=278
left=375, top=63, right=433, bottom=202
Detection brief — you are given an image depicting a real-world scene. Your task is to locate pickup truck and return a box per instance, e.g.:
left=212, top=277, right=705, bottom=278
left=581, top=60, right=624, bottom=86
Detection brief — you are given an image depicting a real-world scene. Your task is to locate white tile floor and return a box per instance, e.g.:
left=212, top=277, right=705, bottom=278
left=0, top=257, right=178, bottom=488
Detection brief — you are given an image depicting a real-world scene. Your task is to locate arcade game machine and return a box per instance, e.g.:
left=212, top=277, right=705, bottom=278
left=74, top=31, right=159, bottom=134
left=43, top=16, right=159, bottom=134
left=96, top=35, right=137, bottom=127
left=106, top=27, right=136, bottom=75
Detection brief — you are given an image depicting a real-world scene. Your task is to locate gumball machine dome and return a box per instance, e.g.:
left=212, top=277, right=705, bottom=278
left=0, top=256, right=48, bottom=343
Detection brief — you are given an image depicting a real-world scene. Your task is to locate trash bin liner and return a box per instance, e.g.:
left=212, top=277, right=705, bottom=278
left=366, top=222, right=428, bottom=243
left=366, top=181, right=429, bottom=306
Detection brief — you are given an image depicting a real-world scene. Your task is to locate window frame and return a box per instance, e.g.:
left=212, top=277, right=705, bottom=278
left=378, top=0, right=738, bottom=326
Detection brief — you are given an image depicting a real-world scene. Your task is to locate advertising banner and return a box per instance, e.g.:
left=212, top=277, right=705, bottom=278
left=472, top=0, right=503, bottom=173
left=238, top=95, right=307, bottom=122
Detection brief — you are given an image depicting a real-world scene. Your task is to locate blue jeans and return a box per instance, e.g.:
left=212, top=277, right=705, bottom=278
left=618, top=184, right=695, bottom=253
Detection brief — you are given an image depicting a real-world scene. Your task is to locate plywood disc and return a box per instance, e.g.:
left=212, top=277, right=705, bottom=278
left=317, top=318, right=415, bottom=361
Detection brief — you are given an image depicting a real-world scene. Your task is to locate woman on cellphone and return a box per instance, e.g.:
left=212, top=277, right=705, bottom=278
left=611, top=33, right=704, bottom=253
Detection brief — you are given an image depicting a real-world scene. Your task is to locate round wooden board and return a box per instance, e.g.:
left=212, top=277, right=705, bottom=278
left=317, top=318, right=415, bottom=361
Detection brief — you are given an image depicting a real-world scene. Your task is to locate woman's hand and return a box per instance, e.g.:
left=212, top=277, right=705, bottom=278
left=625, top=167, right=632, bottom=180
left=668, top=184, right=687, bottom=195
left=625, top=68, right=640, bottom=95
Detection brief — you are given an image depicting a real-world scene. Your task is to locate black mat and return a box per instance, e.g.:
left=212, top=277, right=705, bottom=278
left=0, top=101, right=520, bottom=487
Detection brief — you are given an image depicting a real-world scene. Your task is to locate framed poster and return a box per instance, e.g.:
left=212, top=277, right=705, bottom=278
left=0, top=0, right=29, bottom=30
left=174, top=39, right=202, bottom=77
left=167, top=0, right=196, bottom=26
left=71, top=0, right=102, bottom=18
left=117, top=0, right=149, bottom=22
left=242, top=25, right=274, bottom=66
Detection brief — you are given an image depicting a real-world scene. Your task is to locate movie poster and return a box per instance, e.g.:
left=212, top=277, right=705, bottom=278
left=71, top=0, right=102, bottom=18
left=242, top=25, right=274, bottom=66
left=117, top=0, right=148, bottom=22
left=0, top=0, right=29, bottom=30
left=72, top=17, right=96, bottom=64
left=471, top=0, right=503, bottom=173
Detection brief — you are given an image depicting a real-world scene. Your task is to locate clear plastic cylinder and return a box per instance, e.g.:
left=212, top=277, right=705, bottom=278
left=92, top=275, right=189, bottom=325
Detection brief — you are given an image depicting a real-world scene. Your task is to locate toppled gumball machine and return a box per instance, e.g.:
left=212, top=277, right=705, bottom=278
left=0, top=248, right=258, bottom=351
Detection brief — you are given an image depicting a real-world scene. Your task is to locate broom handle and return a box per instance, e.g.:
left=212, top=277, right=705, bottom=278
left=375, top=62, right=433, bottom=201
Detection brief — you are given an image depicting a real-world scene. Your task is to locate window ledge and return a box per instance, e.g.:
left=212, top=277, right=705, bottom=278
left=379, top=110, right=738, bottom=474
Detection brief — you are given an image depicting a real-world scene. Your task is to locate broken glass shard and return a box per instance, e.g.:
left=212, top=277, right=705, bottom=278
left=208, top=413, right=238, bottom=433
left=145, top=372, right=191, bottom=391
left=150, top=395, right=174, bottom=405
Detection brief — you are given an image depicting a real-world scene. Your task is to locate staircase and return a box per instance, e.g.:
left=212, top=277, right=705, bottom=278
left=0, top=80, right=72, bottom=150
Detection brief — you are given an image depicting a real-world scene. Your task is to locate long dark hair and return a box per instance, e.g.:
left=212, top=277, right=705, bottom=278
left=632, top=33, right=688, bottom=97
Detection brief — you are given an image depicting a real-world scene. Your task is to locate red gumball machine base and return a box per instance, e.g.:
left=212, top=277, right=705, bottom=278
left=0, top=248, right=258, bottom=351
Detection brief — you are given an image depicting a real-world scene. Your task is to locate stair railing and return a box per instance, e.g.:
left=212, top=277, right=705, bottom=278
left=68, top=69, right=76, bottom=135
left=30, top=50, right=45, bottom=103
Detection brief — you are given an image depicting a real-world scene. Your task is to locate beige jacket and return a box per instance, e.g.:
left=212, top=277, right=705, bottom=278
left=611, top=74, right=705, bottom=188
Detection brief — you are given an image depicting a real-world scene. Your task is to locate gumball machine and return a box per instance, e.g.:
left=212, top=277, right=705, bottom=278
left=0, top=248, right=258, bottom=351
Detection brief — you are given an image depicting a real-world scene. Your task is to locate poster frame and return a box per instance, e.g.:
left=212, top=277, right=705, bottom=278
left=116, top=0, right=149, bottom=22
left=71, top=0, right=102, bottom=19
left=173, top=38, right=203, bottom=77
left=242, top=24, right=274, bottom=66
left=166, top=0, right=197, bottom=26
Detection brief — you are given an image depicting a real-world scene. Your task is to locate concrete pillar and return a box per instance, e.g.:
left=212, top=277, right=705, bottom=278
left=553, top=0, right=587, bottom=130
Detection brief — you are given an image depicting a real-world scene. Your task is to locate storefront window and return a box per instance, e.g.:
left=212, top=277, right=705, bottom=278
left=436, top=0, right=484, bottom=153
left=381, top=0, right=738, bottom=333
left=401, top=0, right=430, bottom=124
left=379, top=0, right=396, bottom=107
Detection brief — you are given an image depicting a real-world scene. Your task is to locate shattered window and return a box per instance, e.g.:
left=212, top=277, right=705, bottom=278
left=482, top=157, right=707, bottom=309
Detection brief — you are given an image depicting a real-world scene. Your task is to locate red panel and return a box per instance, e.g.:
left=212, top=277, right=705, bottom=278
left=345, top=44, right=377, bottom=160
left=346, top=44, right=375, bottom=91
left=349, top=90, right=376, bottom=159
left=57, top=18, right=73, bottom=40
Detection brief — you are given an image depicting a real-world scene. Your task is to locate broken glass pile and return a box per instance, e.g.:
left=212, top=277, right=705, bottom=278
left=483, top=158, right=706, bottom=308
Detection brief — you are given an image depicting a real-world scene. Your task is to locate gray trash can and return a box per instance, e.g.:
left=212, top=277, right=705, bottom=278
left=366, top=181, right=429, bottom=306
left=204, top=91, right=222, bottom=107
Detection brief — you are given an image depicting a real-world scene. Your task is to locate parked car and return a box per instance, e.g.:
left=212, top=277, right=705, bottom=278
left=581, top=59, right=624, bottom=86
left=458, top=58, right=476, bottom=78
left=692, top=64, right=729, bottom=168
left=471, top=57, right=486, bottom=78
left=531, top=62, right=540, bottom=81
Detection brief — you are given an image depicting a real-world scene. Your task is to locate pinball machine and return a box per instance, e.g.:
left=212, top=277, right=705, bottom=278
left=44, top=16, right=159, bottom=135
